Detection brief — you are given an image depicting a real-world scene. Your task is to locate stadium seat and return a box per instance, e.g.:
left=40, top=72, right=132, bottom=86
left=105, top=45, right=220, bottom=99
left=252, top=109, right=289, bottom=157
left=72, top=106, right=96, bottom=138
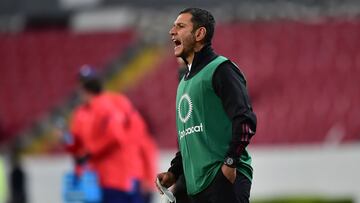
left=0, top=29, right=136, bottom=139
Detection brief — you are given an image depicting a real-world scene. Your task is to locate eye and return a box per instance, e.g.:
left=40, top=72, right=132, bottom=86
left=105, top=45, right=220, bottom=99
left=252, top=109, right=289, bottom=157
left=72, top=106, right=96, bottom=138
left=176, top=23, right=185, bottom=29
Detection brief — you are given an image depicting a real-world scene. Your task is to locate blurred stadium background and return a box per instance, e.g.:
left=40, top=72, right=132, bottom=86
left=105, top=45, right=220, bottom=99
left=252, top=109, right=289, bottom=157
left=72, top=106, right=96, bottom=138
left=0, top=0, right=360, bottom=202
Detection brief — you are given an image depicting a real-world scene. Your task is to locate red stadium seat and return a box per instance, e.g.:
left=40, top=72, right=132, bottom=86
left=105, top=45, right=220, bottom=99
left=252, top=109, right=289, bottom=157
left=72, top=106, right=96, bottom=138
left=0, top=29, right=136, bottom=139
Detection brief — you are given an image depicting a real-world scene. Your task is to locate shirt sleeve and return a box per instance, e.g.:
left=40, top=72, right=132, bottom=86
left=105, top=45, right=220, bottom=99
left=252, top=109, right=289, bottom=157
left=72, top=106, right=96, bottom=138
left=168, top=151, right=183, bottom=180
left=212, top=61, right=257, bottom=164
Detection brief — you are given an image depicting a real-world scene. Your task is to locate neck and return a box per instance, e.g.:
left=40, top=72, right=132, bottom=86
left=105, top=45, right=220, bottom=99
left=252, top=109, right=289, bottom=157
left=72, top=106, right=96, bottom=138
left=185, top=43, right=205, bottom=65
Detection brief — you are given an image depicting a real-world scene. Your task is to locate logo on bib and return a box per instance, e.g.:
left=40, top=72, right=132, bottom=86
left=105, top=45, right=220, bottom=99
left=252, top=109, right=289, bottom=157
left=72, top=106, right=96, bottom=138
left=178, top=93, right=204, bottom=139
left=178, top=93, right=193, bottom=123
left=179, top=123, right=203, bottom=139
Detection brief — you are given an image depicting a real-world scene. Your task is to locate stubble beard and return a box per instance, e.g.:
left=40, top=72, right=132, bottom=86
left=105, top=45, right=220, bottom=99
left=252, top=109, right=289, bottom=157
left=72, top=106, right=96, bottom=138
left=179, top=36, right=196, bottom=63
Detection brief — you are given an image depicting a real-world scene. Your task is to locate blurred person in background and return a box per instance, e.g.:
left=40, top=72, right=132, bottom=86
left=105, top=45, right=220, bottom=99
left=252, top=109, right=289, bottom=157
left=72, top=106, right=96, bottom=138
left=8, top=141, right=27, bottom=203
left=157, top=8, right=257, bottom=203
left=9, top=152, right=27, bottom=203
left=65, top=65, right=157, bottom=203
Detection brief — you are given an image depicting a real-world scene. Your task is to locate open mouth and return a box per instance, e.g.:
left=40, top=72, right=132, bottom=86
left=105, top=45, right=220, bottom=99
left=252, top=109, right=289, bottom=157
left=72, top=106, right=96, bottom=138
left=173, top=39, right=181, bottom=47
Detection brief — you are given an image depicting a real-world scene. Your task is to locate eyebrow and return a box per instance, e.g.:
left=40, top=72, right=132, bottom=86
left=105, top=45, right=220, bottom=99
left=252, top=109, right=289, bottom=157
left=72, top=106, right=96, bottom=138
left=174, top=22, right=187, bottom=27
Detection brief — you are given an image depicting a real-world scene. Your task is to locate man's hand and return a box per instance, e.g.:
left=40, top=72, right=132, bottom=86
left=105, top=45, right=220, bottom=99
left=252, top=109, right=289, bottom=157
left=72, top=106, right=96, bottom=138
left=156, top=172, right=176, bottom=194
left=221, top=164, right=236, bottom=184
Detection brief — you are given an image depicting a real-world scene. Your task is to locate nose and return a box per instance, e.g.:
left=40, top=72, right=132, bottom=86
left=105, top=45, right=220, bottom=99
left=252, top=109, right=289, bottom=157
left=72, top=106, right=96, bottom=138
left=169, top=26, right=175, bottom=35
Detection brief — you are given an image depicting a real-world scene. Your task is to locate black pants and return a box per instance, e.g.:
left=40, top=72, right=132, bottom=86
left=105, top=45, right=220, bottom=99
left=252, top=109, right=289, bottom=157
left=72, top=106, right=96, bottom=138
left=173, top=175, right=192, bottom=203
left=190, top=169, right=251, bottom=203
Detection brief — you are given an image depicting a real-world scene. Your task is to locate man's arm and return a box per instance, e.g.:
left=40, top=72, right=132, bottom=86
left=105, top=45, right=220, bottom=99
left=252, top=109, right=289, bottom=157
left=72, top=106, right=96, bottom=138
left=168, top=151, right=184, bottom=180
left=213, top=61, right=257, bottom=170
left=156, top=151, right=183, bottom=190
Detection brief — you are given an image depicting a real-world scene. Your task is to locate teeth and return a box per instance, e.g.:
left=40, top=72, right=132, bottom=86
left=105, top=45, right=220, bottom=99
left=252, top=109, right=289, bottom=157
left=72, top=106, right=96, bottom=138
left=172, top=38, right=180, bottom=47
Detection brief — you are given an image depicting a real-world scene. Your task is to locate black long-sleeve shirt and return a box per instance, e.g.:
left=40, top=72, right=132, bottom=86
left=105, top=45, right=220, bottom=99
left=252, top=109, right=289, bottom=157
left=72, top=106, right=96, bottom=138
left=169, top=44, right=257, bottom=179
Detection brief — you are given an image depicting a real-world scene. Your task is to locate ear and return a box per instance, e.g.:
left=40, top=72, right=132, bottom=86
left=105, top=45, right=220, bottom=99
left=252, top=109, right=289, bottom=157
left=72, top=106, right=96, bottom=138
left=195, top=27, right=206, bottom=42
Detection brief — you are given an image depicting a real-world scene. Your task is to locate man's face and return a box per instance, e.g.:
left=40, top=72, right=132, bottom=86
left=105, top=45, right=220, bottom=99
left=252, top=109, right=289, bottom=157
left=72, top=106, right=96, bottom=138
left=169, top=13, right=196, bottom=59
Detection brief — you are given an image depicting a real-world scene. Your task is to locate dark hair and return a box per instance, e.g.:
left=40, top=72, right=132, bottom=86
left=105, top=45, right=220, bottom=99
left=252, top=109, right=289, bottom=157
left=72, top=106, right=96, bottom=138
left=179, top=8, right=215, bottom=44
left=81, top=78, right=103, bottom=94
left=78, top=65, right=103, bottom=94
